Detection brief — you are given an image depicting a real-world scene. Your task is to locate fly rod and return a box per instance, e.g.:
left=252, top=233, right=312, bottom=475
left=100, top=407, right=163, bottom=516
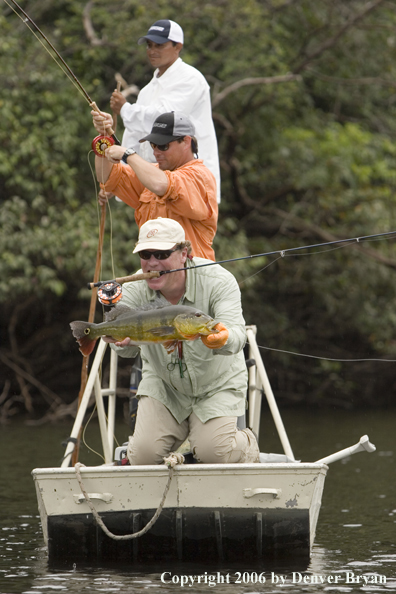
left=88, top=229, right=396, bottom=290
left=3, top=0, right=120, bottom=153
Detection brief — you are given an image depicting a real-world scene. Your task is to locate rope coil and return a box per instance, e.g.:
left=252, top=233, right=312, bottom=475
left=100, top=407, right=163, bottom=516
left=74, top=452, right=185, bottom=541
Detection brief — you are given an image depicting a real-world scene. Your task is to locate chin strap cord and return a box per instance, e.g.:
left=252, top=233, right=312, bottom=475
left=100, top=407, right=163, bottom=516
left=74, top=452, right=184, bottom=540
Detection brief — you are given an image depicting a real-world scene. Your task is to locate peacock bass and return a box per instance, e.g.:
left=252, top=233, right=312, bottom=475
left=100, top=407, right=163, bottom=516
left=70, top=303, right=218, bottom=356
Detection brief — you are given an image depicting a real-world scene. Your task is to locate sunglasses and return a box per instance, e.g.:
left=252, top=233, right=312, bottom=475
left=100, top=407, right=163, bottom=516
left=150, top=142, right=171, bottom=152
left=150, top=138, right=184, bottom=152
left=139, top=247, right=179, bottom=260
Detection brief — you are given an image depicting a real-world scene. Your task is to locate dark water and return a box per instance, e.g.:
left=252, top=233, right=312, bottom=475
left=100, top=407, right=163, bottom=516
left=0, top=408, right=395, bottom=593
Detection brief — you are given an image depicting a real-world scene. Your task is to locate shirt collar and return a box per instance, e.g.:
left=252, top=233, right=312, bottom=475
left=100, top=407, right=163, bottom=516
left=154, top=57, right=182, bottom=79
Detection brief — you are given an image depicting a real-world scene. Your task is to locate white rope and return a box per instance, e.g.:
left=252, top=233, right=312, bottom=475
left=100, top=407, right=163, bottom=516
left=74, top=453, right=184, bottom=541
left=163, top=451, right=185, bottom=468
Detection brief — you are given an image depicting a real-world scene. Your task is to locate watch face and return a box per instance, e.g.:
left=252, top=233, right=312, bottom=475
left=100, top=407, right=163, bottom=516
left=122, top=149, right=135, bottom=162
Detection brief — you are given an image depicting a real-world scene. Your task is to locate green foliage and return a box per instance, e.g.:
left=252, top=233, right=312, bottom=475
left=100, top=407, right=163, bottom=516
left=2, top=0, right=396, bottom=418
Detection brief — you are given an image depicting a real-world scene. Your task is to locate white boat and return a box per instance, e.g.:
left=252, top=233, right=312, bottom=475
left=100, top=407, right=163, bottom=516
left=32, top=326, right=375, bottom=565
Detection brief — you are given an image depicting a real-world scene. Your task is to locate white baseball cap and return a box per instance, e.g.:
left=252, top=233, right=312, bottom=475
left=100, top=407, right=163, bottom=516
left=133, top=218, right=185, bottom=253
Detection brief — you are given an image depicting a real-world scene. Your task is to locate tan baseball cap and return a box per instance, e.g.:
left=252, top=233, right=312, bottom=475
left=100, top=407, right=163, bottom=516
left=133, top=218, right=185, bottom=253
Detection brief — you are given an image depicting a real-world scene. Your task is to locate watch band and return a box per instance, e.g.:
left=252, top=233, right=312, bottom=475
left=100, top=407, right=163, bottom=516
left=121, top=148, right=136, bottom=163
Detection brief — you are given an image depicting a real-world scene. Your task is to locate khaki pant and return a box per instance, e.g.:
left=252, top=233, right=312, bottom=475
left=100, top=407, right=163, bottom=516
left=127, top=396, right=259, bottom=465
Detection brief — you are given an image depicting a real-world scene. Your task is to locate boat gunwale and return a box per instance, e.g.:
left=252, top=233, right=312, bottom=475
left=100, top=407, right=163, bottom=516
left=32, top=462, right=329, bottom=477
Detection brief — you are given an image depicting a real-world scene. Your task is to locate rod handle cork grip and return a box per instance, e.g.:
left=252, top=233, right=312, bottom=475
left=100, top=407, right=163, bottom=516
left=90, top=100, right=115, bottom=136
left=87, top=271, right=162, bottom=289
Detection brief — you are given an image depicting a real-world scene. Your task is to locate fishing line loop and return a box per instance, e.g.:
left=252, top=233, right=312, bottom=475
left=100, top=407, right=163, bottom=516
left=257, top=344, right=396, bottom=363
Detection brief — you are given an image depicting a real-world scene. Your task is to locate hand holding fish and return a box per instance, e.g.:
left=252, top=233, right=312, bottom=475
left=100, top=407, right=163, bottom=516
left=70, top=303, right=219, bottom=356
left=102, top=336, right=131, bottom=347
left=201, top=323, right=229, bottom=349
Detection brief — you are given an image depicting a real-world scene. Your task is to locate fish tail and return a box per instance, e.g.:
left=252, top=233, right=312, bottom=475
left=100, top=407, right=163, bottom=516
left=70, top=321, right=97, bottom=356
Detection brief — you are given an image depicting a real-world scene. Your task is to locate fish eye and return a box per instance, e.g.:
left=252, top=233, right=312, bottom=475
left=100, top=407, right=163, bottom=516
left=84, top=328, right=90, bottom=335
left=195, top=313, right=202, bottom=317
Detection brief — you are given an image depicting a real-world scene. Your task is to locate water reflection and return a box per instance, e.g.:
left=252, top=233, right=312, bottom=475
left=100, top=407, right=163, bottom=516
left=1, top=515, right=395, bottom=593
left=0, top=408, right=395, bottom=593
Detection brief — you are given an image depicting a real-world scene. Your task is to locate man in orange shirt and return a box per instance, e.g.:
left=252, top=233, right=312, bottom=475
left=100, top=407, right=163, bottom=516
left=92, top=109, right=218, bottom=260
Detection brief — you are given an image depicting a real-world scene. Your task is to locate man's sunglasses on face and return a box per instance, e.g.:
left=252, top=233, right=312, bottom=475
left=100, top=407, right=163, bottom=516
left=139, top=247, right=180, bottom=260
left=150, top=138, right=184, bottom=152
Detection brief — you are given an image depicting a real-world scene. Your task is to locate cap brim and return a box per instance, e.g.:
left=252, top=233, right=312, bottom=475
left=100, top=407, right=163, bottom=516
left=139, top=133, right=180, bottom=144
left=137, top=34, right=169, bottom=45
left=133, top=241, right=177, bottom=253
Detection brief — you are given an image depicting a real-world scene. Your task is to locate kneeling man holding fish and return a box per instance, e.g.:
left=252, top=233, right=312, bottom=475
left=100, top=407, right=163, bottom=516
left=105, top=217, right=258, bottom=465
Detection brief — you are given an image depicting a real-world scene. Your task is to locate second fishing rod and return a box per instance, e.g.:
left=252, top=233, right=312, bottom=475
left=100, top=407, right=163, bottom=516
left=88, top=229, right=396, bottom=305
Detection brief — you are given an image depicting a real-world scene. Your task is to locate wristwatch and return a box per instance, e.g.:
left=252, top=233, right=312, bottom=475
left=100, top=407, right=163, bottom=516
left=121, top=148, right=136, bottom=163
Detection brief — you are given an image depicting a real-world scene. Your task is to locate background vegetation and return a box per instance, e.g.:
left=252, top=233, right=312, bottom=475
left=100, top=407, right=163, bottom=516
left=2, top=0, right=396, bottom=423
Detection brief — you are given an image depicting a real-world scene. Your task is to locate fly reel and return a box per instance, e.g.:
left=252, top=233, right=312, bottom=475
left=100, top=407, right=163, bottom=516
left=97, top=281, right=122, bottom=306
left=92, top=135, right=115, bottom=157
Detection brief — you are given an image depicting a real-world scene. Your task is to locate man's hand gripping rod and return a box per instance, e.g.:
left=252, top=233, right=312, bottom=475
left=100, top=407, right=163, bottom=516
left=91, top=101, right=121, bottom=156
left=5, top=0, right=120, bottom=155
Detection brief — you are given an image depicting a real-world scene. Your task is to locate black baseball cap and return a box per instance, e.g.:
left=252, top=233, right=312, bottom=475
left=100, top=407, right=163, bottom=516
left=139, top=112, right=195, bottom=145
left=138, top=19, right=184, bottom=45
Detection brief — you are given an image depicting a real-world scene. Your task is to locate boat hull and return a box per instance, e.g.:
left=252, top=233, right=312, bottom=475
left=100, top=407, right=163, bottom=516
left=32, top=462, right=327, bottom=564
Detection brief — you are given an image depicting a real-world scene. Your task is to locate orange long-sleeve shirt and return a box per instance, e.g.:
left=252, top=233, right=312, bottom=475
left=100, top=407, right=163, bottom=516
left=102, top=159, right=218, bottom=260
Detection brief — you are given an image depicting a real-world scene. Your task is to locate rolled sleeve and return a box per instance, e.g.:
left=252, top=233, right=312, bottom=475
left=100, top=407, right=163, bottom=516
left=101, top=164, right=145, bottom=208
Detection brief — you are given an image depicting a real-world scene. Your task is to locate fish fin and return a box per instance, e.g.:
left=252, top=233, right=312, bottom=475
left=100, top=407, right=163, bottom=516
left=133, top=296, right=169, bottom=312
left=69, top=321, right=97, bottom=356
left=178, top=332, right=199, bottom=340
left=103, top=298, right=168, bottom=322
left=76, top=335, right=98, bottom=356
left=148, top=326, right=175, bottom=336
left=162, top=340, right=178, bottom=353
left=104, top=304, right=134, bottom=322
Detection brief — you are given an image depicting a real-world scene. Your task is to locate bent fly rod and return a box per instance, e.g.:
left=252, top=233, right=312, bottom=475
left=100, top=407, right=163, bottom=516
left=3, top=0, right=124, bottom=463
left=88, top=229, right=396, bottom=304
left=3, top=0, right=119, bottom=154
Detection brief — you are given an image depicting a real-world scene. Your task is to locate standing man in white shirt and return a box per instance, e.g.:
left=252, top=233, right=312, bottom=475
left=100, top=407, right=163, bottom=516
left=110, top=19, right=221, bottom=203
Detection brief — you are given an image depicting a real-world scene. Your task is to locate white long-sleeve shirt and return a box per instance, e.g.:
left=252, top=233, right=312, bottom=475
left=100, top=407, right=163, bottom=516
left=120, top=57, right=221, bottom=203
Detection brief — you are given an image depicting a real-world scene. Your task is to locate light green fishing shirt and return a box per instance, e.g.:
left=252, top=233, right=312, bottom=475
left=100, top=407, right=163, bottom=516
left=111, top=258, right=248, bottom=423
